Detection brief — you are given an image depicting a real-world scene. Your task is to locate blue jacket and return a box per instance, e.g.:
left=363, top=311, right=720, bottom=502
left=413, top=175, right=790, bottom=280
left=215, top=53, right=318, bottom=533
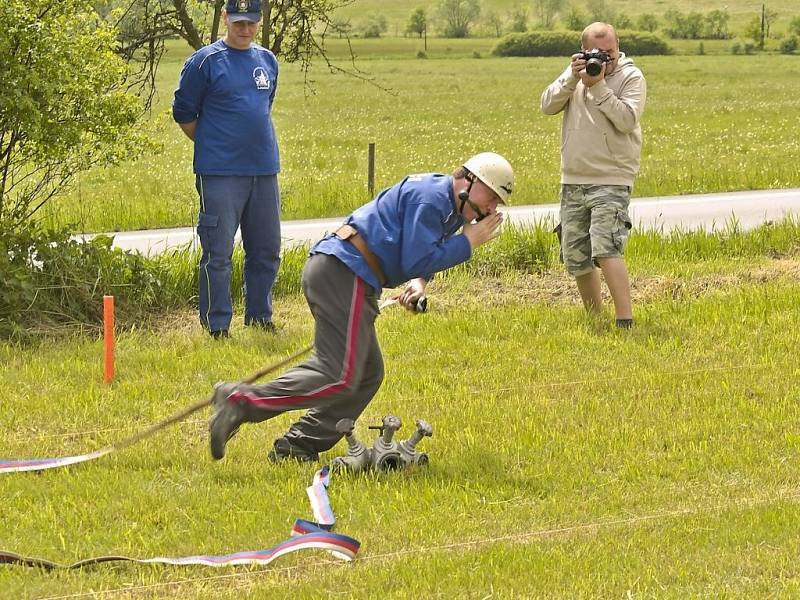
left=312, top=174, right=471, bottom=291
left=172, top=39, right=280, bottom=176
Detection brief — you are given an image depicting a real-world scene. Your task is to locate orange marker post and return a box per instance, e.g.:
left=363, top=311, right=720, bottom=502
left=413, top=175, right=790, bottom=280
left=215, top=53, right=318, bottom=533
left=103, top=295, right=115, bottom=384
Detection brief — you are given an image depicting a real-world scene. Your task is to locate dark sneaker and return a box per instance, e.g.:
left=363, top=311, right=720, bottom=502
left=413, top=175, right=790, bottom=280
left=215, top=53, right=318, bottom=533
left=267, top=437, right=319, bottom=463
left=208, top=382, right=245, bottom=460
left=245, top=319, right=277, bottom=333
left=209, top=329, right=230, bottom=339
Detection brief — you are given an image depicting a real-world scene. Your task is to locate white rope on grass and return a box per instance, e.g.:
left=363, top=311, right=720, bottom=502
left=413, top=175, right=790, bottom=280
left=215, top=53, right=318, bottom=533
left=469, top=363, right=774, bottom=394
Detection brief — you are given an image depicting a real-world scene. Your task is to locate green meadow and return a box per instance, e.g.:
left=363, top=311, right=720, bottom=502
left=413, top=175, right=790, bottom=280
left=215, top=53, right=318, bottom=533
left=4, top=3, right=800, bottom=595
left=43, top=39, right=800, bottom=233
left=1, top=220, right=800, bottom=597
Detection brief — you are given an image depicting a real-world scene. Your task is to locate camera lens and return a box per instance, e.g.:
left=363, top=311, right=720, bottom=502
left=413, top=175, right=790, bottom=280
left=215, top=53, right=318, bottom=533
left=585, top=58, right=602, bottom=77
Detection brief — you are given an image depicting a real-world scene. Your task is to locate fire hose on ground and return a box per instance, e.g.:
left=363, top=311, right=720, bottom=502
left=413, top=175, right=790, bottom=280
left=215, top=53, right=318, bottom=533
left=0, top=295, right=432, bottom=571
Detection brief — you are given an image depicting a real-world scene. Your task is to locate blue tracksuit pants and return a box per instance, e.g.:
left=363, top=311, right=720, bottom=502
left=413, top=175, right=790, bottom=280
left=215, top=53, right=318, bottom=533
left=195, top=174, right=281, bottom=332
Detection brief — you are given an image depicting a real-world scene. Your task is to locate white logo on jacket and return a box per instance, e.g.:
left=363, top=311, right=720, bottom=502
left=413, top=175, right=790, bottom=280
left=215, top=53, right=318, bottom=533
left=253, top=67, right=270, bottom=90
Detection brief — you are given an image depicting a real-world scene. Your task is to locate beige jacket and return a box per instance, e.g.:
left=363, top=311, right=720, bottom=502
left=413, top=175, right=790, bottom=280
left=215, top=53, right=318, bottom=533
left=540, top=53, right=647, bottom=187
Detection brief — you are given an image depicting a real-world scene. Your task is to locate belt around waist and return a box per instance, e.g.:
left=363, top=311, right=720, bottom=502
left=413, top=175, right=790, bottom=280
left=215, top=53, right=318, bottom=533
left=334, top=224, right=387, bottom=286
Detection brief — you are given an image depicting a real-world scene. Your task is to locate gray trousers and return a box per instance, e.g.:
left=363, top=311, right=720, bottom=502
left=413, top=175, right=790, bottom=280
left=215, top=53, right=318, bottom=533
left=235, top=254, right=384, bottom=454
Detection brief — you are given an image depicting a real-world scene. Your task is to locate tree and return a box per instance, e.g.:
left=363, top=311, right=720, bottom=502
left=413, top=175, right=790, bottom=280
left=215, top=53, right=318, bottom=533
left=563, top=3, right=588, bottom=31
left=437, top=0, right=480, bottom=38
left=704, top=9, right=730, bottom=40
left=508, top=5, right=529, bottom=33
left=533, top=0, right=565, bottom=30
left=614, top=13, right=632, bottom=29
left=683, top=12, right=705, bottom=39
left=664, top=9, right=707, bottom=39
left=664, top=8, right=703, bottom=40
left=745, top=7, right=779, bottom=48
left=110, top=0, right=361, bottom=83
left=362, top=13, right=387, bottom=38
left=484, top=10, right=504, bottom=37
left=764, top=8, right=778, bottom=38
left=406, top=7, right=427, bottom=38
left=744, top=15, right=764, bottom=48
left=330, top=17, right=352, bottom=38
left=790, top=16, right=800, bottom=37
left=586, top=0, right=610, bottom=23
left=636, top=13, right=659, bottom=33
left=744, top=15, right=760, bottom=45
left=663, top=9, right=687, bottom=39
left=0, top=0, right=151, bottom=226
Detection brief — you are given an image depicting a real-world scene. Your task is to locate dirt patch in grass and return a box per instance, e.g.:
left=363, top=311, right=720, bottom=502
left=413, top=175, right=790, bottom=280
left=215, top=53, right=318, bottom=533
left=428, top=257, right=800, bottom=310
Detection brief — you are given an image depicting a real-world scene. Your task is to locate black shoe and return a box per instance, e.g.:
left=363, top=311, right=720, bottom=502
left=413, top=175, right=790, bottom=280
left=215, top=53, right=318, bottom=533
left=616, top=318, right=634, bottom=329
left=267, top=437, right=319, bottom=463
left=245, top=319, right=277, bottom=333
left=209, top=329, right=230, bottom=339
left=208, top=383, right=244, bottom=460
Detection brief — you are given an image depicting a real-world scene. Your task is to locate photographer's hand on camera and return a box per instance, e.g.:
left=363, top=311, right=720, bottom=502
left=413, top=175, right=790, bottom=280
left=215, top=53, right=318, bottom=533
left=570, top=53, right=586, bottom=78
left=578, top=62, right=605, bottom=87
left=571, top=50, right=611, bottom=87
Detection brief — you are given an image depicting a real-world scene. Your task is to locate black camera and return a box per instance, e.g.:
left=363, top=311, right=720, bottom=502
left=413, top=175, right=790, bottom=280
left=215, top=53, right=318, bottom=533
left=580, top=49, right=610, bottom=76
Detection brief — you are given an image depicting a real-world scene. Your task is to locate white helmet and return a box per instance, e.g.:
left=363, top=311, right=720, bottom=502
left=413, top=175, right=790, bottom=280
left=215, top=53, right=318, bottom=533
left=463, top=152, right=514, bottom=204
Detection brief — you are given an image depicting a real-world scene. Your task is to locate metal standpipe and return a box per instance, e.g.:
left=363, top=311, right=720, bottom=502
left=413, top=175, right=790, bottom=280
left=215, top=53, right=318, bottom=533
left=398, top=419, right=434, bottom=466
left=331, top=415, right=434, bottom=474
left=331, top=418, right=372, bottom=472
left=370, top=415, right=403, bottom=471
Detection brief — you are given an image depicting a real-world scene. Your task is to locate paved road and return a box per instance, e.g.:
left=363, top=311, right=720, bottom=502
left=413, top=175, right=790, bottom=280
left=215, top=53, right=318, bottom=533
left=94, top=188, right=800, bottom=255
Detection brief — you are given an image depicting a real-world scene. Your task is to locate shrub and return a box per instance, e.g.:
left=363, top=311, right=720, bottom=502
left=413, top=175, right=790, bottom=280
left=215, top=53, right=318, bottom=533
left=780, top=36, right=798, bottom=54
left=0, top=224, right=311, bottom=340
left=791, top=16, right=800, bottom=38
left=0, top=0, right=151, bottom=227
left=493, top=31, right=576, bottom=57
left=563, top=5, right=588, bottom=31
left=0, top=224, right=178, bottom=340
left=493, top=30, right=671, bottom=57
left=636, top=13, right=659, bottom=33
left=361, top=14, right=388, bottom=38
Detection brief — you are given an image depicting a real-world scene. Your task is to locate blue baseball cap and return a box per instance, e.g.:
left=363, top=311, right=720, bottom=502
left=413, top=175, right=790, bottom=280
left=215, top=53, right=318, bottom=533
left=226, top=0, right=262, bottom=23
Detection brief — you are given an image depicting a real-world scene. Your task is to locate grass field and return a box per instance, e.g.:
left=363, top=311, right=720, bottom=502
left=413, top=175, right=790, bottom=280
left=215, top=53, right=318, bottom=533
left=1, top=222, right=800, bottom=597
left=4, top=2, right=800, bottom=596
left=42, top=41, right=800, bottom=234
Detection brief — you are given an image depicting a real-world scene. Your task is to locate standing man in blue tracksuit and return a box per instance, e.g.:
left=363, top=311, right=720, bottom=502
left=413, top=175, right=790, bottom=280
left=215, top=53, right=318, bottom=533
left=173, top=0, right=281, bottom=339
left=208, top=152, right=515, bottom=462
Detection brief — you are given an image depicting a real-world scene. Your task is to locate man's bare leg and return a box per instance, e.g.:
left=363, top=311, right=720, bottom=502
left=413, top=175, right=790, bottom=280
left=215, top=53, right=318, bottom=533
left=596, top=257, right=632, bottom=321
left=575, top=269, right=603, bottom=314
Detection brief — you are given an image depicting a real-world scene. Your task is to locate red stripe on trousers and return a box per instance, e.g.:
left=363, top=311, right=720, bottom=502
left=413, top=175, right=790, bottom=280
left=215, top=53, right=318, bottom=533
left=230, top=277, right=365, bottom=407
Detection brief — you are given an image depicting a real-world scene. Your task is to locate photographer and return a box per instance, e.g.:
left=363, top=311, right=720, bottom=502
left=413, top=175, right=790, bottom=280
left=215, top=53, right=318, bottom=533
left=540, top=22, right=647, bottom=329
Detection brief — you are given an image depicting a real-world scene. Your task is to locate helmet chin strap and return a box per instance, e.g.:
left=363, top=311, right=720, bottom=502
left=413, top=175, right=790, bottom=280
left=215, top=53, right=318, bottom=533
left=457, top=176, right=487, bottom=222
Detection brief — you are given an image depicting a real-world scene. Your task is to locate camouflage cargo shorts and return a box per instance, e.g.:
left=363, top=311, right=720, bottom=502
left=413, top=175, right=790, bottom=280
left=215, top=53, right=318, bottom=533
left=555, top=184, right=633, bottom=276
